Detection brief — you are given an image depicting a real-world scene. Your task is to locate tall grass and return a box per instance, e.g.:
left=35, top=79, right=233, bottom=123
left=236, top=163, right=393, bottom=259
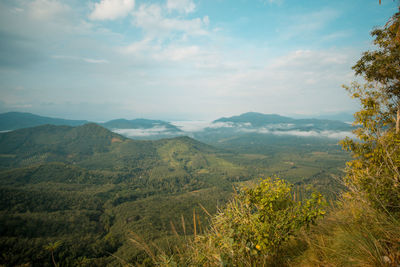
left=294, top=194, right=400, bottom=267
left=130, top=179, right=327, bottom=266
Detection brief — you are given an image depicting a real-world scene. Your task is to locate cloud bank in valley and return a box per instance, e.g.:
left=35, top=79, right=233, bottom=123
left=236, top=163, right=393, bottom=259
left=173, top=121, right=355, bottom=139
left=112, top=126, right=182, bottom=137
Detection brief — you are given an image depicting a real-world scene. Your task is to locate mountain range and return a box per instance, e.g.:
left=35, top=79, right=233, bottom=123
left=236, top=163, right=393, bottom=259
left=212, top=112, right=352, bottom=131
left=0, top=112, right=89, bottom=131
left=0, top=112, right=181, bottom=133
left=0, top=111, right=353, bottom=134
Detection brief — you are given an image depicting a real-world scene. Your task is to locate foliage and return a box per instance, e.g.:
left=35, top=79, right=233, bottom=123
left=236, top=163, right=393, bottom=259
left=294, top=7, right=400, bottom=266
left=44, top=241, right=62, bottom=267
left=341, top=8, right=400, bottom=213
left=234, top=179, right=324, bottom=255
left=154, top=178, right=326, bottom=266
left=352, top=7, right=400, bottom=132
left=352, top=9, right=400, bottom=105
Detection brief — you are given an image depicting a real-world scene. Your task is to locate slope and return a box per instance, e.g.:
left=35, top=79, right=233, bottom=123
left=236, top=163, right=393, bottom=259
left=0, top=112, right=88, bottom=131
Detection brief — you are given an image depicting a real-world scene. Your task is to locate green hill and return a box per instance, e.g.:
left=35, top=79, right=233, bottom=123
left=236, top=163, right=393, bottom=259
left=0, top=123, right=129, bottom=169
left=213, top=112, right=352, bottom=131
left=0, top=124, right=251, bottom=265
left=214, top=112, right=295, bottom=125
left=0, top=112, right=88, bottom=131
left=0, top=112, right=182, bottom=136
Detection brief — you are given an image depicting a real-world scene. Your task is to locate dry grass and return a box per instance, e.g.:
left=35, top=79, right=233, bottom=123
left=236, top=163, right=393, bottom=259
left=293, top=196, right=400, bottom=267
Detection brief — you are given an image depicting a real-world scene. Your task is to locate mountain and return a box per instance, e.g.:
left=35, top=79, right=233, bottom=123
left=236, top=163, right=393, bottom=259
left=101, top=118, right=182, bottom=132
left=0, top=123, right=126, bottom=166
left=0, top=123, right=233, bottom=176
left=0, top=112, right=181, bottom=135
left=313, top=112, right=355, bottom=123
left=0, top=112, right=89, bottom=131
left=187, top=112, right=355, bottom=155
left=214, top=112, right=295, bottom=126
left=212, top=112, right=352, bottom=131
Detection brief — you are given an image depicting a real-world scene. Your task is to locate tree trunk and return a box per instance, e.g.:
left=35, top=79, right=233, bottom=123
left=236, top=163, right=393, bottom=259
left=51, top=252, right=57, bottom=267
left=397, top=105, right=400, bottom=134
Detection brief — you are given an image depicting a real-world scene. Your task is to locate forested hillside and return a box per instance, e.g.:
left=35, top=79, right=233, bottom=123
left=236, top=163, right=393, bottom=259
left=0, top=121, right=347, bottom=266
left=0, top=112, right=89, bottom=131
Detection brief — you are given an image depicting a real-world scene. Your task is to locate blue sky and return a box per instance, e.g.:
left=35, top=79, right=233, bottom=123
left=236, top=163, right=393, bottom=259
left=0, top=0, right=398, bottom=121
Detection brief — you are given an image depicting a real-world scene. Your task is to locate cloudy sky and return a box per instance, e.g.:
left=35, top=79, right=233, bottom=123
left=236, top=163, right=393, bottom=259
left=0, top=0, right=398, bottom=121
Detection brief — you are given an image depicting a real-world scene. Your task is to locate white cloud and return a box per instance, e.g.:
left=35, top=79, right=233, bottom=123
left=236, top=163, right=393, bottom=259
left=28, top=0, right=70, bottom=20
left=275, top=130, right=356, bottom=139
left=167, top=0, right=195, bottom=14
left=238, top=128, right=355, bottom=139
left=203, top=16, right=210, bottom=26
left=155, top=45, right=200, bottom=61
left=119, top=38, right=153, bottom=54
left=149, top=120, right=356, bottom=140
left=112, top=126, right=179, bottom=137
left=132, top=3, right=208, bottom=39
left=52, top=55, right=109, bottom=64
left=120, top=3, right=210, bottom=62
left=207, top=122, right=235, bottom=128
left=89, top=0, right=135, bottom=20
left=83, top=58, right=109, bottom=64
left=171, top=121, right=213, bottom=132
left=0, top=0, right=363, bottom=120
left=196, top=48, right=356, bottom=103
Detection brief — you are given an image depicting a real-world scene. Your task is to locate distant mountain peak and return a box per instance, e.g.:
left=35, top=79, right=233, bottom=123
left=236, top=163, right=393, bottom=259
left=211, top=112, right=353, bottom=132
left=0, top=111, right=89, bottom=131
left=214, top=112, right=294, bottom=125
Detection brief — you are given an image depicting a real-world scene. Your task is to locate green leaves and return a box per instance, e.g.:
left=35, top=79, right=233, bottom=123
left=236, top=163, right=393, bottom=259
left=342, top=9, right=400, bottom=214
left=207, top=178, right=326, bottom=263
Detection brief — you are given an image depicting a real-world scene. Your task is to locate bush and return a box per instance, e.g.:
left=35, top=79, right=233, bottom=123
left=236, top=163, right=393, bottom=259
left=155, top=178, right=326, bottom=266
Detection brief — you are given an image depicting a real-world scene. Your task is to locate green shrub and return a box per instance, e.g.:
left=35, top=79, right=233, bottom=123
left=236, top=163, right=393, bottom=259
left=154, top=178, right=326, bottom=266
left=206, top=178, right=325, bottom=265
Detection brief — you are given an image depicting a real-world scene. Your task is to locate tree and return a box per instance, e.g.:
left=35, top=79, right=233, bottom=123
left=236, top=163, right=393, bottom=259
left=342, top=6, right=400, bottom=213
left=352, top=7, right=400, bottom=133
left=44, top=241, right=62, bottom=267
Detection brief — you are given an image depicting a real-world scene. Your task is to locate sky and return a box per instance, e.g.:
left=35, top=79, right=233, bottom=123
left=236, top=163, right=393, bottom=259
left=0, top=0, right=398, bottom=121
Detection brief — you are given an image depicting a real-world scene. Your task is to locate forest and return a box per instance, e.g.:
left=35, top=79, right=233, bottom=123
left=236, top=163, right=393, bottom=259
left=0, top=119, right=348, bottom=265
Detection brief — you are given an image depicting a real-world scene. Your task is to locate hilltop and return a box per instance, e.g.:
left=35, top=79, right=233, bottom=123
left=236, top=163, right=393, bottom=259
left=0, top=112, right=181, bottom=134
left=0, top=112, right=89, bottom=131
left=213, top=112, right=352, bottom=131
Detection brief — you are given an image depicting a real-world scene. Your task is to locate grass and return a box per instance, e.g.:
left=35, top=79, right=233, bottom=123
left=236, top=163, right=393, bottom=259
left=127, top=187, right=400, bottom=267
left=293, top=196, right=400, bottom=267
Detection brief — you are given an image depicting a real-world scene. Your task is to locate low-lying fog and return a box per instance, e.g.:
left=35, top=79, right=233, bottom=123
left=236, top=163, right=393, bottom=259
left=110, top=121, right=355, bottom=140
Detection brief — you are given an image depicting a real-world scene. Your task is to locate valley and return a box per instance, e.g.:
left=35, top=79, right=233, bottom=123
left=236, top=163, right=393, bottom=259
left=0, top=113, right=349, bottom=265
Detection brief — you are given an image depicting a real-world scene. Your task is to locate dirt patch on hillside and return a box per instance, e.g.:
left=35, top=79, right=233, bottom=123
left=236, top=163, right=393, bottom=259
left=111, top=137, right=123, bottom=143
